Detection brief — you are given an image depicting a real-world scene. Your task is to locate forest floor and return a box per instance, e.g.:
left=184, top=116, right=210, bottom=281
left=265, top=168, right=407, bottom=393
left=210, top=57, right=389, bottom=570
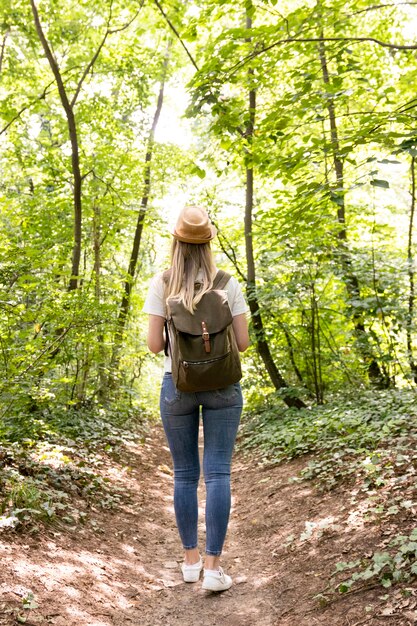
left=1, top=422, right=416, bottom=626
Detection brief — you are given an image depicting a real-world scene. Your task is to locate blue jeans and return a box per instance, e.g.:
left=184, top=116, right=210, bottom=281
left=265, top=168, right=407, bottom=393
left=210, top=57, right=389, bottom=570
left=160, top=372, right=243, bottom=556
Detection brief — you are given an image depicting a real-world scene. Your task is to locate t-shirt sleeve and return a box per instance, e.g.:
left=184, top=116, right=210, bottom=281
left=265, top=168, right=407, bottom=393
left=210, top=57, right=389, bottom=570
left=142, top=273, right=166, bottom=317
left=226, top=276, right=249, bottom=317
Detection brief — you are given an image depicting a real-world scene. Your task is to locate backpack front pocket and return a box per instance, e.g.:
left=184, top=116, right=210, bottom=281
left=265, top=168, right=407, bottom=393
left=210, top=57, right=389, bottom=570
left=176, top=351, right=241, bottom=392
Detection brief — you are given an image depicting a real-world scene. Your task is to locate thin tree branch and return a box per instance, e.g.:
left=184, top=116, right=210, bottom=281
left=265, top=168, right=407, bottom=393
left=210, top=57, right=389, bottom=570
left=363, top=97, right=417, bottom=136
left=211, top=217, right=247, bottom=282
left=71, top=19, right=112, bottom=107
left=153, top=0, right=199, bottom=71
left=225, top=36, right=417, bottom=78
left=30, top=0, right=73, bottom=114
left=1, top=68, right=80, bottom=140
left=3, top=325, right=73, bottom=391
left=283, top=95, right=417, bottom=138
left=0, top=82, right=55, bottom=136
left=108, top=2, right=144, bottom=34
left=347, top=2, right=417, bottom=16
left=71, top=1, right=143, bottom=107
left=153, top=0, right=245, bottom=135
left=0, top=28, right=9, bottom=75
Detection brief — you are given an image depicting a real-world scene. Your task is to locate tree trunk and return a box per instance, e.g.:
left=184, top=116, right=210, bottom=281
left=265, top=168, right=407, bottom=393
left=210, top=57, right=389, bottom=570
left=67, top=107, right=83, bottom=291
left=245, top=12, right=305, bottom=409
left=30, top=0, right=82, bottom=291
left=407, top=155, right=417, bottom=382
left=278, top=321, right=305, bottom=386
left=317, top=32, right=388, bottom=387
left=110, top=43, right=170, bottom=377
left=92, top=202, right=107, bottom=400
left=310, top=284, right=324, bottom=404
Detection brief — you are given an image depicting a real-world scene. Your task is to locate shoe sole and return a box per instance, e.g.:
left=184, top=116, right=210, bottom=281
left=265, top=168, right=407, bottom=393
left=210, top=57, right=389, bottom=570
left=202, top=580, right=232, bottom=592
left=181, top=562, right=203, bottom=583
left=183, top=572, right=202, bottom=583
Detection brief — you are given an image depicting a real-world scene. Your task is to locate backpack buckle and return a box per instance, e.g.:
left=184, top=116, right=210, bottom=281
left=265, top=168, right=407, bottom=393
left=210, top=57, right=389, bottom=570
left=201, top=321, right=211, bottom=353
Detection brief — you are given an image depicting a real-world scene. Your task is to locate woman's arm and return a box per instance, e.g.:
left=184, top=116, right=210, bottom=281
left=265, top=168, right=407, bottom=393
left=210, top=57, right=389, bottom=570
left=232, top=313, right=250, bottom=352
left=147, top=315, right=165, bottom=354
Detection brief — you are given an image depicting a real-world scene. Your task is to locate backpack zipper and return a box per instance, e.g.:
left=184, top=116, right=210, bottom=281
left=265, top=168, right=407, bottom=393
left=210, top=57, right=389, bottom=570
left=182, top=352, right=230, bottom=367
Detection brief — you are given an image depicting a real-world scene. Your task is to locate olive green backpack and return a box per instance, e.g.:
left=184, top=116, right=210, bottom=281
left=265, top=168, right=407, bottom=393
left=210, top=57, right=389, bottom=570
left=163, top=270, right=242, bottom=392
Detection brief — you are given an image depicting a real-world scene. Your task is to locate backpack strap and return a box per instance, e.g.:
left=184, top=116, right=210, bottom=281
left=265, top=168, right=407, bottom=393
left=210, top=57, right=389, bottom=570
left=161, top=268, right=231, bottom=357
left=162, top=270, right=171, bottom=357
left=162, top=269, right=171, bottom=285
left=212, top=269, right=231, bottom=291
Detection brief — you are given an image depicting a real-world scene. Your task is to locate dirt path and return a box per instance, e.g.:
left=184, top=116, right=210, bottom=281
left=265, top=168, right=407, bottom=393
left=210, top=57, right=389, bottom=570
left=1, top=424, right=414, bottom=626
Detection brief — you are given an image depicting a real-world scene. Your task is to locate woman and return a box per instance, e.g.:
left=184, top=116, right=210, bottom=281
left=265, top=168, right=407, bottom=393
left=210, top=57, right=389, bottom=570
left=143, top=206, right=250, bottom=592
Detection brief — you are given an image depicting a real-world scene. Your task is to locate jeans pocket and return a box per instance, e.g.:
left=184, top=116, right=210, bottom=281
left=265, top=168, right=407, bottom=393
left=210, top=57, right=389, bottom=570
left=162, top=374, right=182, bottom=406
left=212, top=383, right=240, bottom=402
left=164, top=391, right=182, bottom=406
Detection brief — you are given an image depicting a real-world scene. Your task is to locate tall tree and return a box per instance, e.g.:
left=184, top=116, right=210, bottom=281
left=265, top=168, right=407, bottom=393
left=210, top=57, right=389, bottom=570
left=110, top=41, right=171, bottom=380
left=244, top=8, right=305, bottom=408
left=405, top=147, right=417, bottom=383
left=30, top=0, right=140, bottom=291
left=317, top=20, right=389, bottom=387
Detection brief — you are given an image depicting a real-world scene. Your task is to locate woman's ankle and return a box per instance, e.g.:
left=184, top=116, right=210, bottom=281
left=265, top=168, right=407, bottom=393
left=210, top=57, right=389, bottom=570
left=184, top=547, right=200, bottom=565
left=205, top=554, right=220, bottom=570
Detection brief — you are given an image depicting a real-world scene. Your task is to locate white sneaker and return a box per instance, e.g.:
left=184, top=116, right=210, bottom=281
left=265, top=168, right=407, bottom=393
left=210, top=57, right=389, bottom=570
left=202, top=567, right=232, bottom=592
left=181, top=557, right=203, bottom=583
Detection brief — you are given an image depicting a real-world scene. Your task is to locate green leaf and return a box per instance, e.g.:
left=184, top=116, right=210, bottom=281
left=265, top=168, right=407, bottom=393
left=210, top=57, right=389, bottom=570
left=338, top=582, right=352, bottom=593
left=370, top=179, right=390, bottom=189
left=191, top=164, right=206, bottom=179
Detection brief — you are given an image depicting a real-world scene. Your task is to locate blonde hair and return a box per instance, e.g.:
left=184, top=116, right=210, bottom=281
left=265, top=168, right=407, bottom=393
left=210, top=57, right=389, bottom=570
left=166, top=240, right=216, bottom=313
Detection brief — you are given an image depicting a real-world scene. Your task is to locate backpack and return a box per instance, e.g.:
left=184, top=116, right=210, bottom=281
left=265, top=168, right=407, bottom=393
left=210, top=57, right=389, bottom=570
left=163, top=269, right=242, bottom=392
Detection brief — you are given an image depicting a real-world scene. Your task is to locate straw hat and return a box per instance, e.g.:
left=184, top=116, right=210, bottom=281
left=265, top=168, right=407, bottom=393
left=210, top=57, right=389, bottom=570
left=171, top=206, right=217, bottom=244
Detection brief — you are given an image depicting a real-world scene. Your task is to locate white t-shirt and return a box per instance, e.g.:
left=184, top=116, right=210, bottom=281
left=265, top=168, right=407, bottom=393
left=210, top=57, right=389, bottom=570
left=143, top=269, right=249, bottom=372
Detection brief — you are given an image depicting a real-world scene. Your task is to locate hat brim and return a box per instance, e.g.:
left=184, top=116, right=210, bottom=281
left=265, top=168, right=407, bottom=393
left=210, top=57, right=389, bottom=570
left=171, top=224, right=217, bottom=244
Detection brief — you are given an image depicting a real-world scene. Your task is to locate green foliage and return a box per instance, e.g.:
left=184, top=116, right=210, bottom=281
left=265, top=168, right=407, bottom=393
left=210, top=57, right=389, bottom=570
left=185, top=0, right=417, bottom=396
left=241, top=389, right=417, bottom=599
left=0, top=0, right=193, bottom=415
left=2, top=0, right=417, bottom=495
left=239, top=389, right=417, bottom=485
left=0, top=405, right=148, bottom=531
left=333, top=528, right=417, bottom=593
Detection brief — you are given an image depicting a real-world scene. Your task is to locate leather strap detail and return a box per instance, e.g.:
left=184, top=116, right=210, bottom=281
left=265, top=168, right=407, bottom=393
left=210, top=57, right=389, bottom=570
left=212, top=270, right=231, bottom=290
left=201, top=321, right=211, bottom=353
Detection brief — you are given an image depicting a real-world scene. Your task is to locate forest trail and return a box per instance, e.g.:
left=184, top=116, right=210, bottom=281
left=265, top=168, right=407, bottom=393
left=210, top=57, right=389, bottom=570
left=0, top=424, right=410, bottom=626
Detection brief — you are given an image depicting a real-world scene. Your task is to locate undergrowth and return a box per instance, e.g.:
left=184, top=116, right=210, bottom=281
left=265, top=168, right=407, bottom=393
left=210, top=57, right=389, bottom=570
left=239, top=389, right=417, bottom=603
left=240, top=389, right=417, bottom=494
left=331, top=527, right=417, bottom=593
left=0, top=405, right=149, bottom=532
